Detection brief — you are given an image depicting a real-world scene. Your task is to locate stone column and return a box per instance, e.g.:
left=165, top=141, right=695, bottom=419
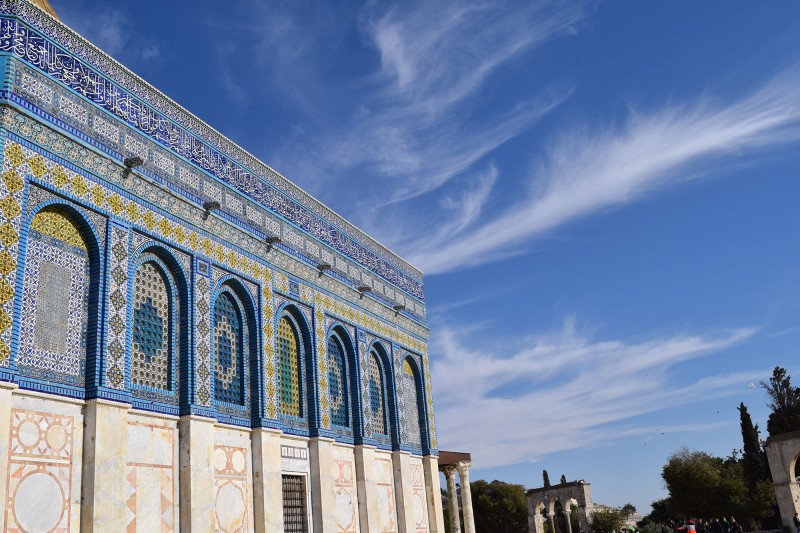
left=355, top=444, right=381, bottom=532
left=456, top=461, right=475, bottom=533
left=251, top=427, right=284, bottom=533
left=422, top=455, right=446, bottom=533
left=549, top=513, right=556, bottom=533
left=442, top=466, right=461, bottom=533
left=81, top=399, right=130, bottom=531
left=392, top=450, right=416, bottom=533
left=178, top=415, right=216, bottom=532
left=563, top=510, right=573, bottom=533
left=0, top=382, right=17, bottom=532
left=309, top=437, right=337, bottom=532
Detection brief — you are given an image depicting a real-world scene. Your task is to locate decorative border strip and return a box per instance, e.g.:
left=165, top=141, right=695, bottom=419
left=0, top=10, right=425, bottom=300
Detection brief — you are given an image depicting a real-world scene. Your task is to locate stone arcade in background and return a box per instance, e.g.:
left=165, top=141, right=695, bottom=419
left=527, top=481, right=594, bottom=533
left=765, top=430, right=800, bottom=532
left=0, top=0, right=447, bottom=531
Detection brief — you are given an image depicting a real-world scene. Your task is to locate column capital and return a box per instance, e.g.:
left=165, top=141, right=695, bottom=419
left=441, top=465, right=458, bottom=478
left=456, top=460, right=472, bottom=475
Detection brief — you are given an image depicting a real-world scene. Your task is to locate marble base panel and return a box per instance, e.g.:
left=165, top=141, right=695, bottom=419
left=0, top=390, right=443, bottom=532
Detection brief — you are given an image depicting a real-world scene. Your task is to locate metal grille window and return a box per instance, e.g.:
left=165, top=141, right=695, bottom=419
left=282, top=474, right=309, bottom=532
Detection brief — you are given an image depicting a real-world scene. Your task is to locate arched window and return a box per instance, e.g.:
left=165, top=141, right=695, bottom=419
left=278, top=316, right=302, bottom=417
left=131, top=259, right=174, bottom=391
left=403, top=359, right=422, bottom=447
left=214, top=290, right=245, bottom=405
left=327, top=335, right=349, bottom=427
left=18, top=207, right=91, bottom=387
left=369, top=351, right=388, bottom=435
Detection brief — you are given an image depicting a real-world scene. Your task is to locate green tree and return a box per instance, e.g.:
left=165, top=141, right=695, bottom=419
left=590, top=508, right=629, bottom=533
left=621, top=503, right=636, bottom=516
left=471, top=480, right=528, bottom=533
left=738, top=402, right=770, bottom=492
left=543, top=470, right=551, bottom=488
left=660, top=447, right=775, bottom=528
left=560, top=474, right=567, bottom=484
left=761, top=366, right=800, bottom=436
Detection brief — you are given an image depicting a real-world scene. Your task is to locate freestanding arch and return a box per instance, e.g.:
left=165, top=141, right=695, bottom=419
left=765, top=430, right=800, bottom=530
left=527, top=481, right=593, bottom=533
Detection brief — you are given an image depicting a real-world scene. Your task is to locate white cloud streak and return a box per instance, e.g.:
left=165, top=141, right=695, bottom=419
left=432, top=319, right=760, bottom=467
left=406, top=69, right=800, bottom=273
left=317, top=0, right=585, bottom=204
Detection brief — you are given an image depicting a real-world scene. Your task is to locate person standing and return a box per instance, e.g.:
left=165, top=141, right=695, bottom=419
left=729, top=517, right=741, bottom=533
left=721, top=517, right=729, bottom=533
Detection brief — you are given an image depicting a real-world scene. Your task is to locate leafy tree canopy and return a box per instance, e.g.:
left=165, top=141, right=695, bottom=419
left=591, top=508, right=629, bottom=533
left=471, top=480, right=528, bottom=533
left=761, top=366, right=800, bottom=436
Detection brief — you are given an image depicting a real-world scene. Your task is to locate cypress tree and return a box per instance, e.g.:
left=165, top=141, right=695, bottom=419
left=738, top=402, right=770, bottom=491
left=543, top=469, right=551, bottom=488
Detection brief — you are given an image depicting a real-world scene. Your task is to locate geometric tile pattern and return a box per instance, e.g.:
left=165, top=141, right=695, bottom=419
left=327, top=335, right=349, bottom=428
left=213, top=445, right=249, bottom=533
left=195, top=276, right=212, bottom=406
left=0, top=142, right=25, bottom=366
left=105, top=224, right=129, bottom=389
left=277, top=317, right=301, bottom=418
left=124, top=421, right=175, bottom=532
left=214, top=291, right=244, bottom=406
left=314, top=292, right=329, bottom=429
left=0, top=20, right=425, bottom=300
left=131, top=260, right=171, bottom=391
left=396, top=350, right=407, bottom=444
left=359, top=339, right=372, bottom=437
left=261, top=270, right=277, bottom=419
left=4, top=409, right=75, bottom=532
left=403, top=359, right=422, bottom=448
left=18, top=208, right=89, bottom=386
left=369, top=353, right=387, bottom=436
left=0, top=135, right=435, bottom=441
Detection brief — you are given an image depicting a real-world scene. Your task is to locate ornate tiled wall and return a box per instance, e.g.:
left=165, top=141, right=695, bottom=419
left=0, top=0, right=437, bottom=449
left=0, top=2, right=449, bottom=531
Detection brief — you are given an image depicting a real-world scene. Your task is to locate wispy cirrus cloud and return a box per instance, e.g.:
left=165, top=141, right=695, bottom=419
left=432, top=318, right=759, bottom=467
left=405, top=69, right=800, bottom=274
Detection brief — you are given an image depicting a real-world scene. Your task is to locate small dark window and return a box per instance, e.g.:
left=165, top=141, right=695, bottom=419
left=282, top=474, right=309, bottom=532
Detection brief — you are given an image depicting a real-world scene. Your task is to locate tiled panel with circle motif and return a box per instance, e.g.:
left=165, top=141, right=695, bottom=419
left=213, top=445, right=249, bottom=533
left=4, top=409, right=75, bottom=532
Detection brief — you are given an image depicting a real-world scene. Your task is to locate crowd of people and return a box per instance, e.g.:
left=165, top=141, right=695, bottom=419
left=674, top=517, right=743, bottom=533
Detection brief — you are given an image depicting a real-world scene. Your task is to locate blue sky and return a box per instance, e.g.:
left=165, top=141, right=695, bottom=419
left=58, top=0, right=800, bottom=513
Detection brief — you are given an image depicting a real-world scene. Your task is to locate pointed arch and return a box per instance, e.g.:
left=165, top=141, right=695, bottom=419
left=128, top=244, right=190, bottom=410
left=402, top=355, right=428, bottom=451
left=16, top=203, right=102, bottom=393
left=276, top=303, right=314, bottom=428
left=368, top=342, right=397, bottom=444
left=326, top=324, right=358, bottom=433
left=211, top=277, right=259, bottom=422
